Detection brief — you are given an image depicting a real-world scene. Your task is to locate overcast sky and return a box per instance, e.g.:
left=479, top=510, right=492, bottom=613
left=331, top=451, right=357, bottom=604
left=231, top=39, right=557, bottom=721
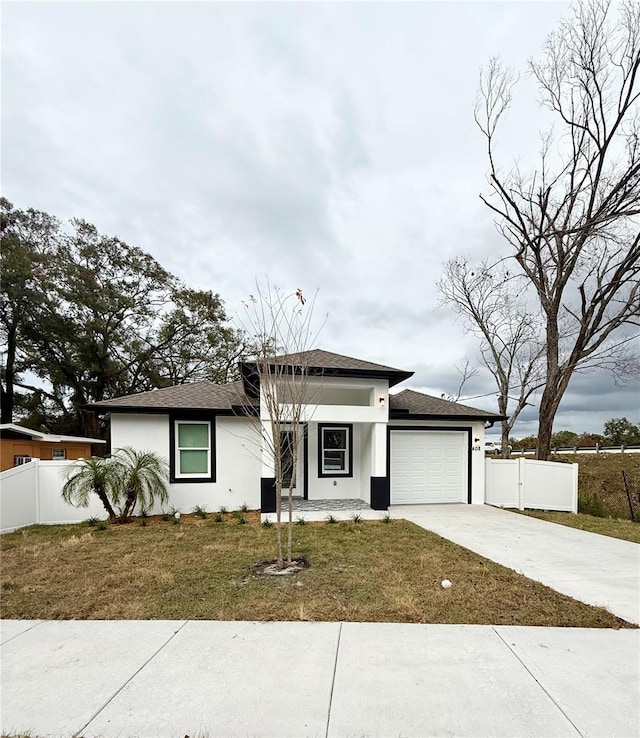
left=3, top=1, right=638, bottom=439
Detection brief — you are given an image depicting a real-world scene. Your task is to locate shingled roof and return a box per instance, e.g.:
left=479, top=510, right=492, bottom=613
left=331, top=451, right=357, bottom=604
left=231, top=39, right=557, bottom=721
left=88, top=380, right=254, bottom=413
left=240, top=349, right=413, bottom=392
left=390, top=389, right=502, bottom=421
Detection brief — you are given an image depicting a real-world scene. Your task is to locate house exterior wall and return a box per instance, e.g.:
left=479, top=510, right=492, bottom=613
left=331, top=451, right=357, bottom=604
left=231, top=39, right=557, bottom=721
left=305, top=422, right=366, bottom=500
left=110, top=413, right=261, bottom=512
left=387, top=419, right=487, bottom=504
left=0, top=439, right=93, bottom=472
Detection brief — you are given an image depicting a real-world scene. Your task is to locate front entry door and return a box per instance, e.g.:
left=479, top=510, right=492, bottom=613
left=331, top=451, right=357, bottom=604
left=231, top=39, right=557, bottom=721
left=281, top=429, right=304, bottom=497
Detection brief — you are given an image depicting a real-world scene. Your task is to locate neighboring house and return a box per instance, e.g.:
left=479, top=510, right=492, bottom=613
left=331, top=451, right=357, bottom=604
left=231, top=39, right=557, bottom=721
left=0, top=424, right=106, bottom=472
left=87, top=350, right=502, bottom=512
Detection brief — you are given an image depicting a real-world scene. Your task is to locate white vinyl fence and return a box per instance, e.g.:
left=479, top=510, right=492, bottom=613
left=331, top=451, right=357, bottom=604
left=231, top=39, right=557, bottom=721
left=485, top=457, right=578, bottom=513
left=0, top=459, right=107, bottom=534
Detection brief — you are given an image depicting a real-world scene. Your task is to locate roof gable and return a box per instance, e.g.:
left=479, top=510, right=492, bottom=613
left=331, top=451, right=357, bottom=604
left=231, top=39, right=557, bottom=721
left=240, top=349, right=413, bottom=395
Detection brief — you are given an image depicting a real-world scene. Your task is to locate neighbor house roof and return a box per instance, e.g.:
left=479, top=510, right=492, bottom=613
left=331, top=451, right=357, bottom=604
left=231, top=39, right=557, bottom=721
left=87, top=380, right=254, bottom=414
left=240, top=349, right=414, bottom=394
left=389, top=390, right=503, bottom=421
left=0, top=424, right=106, bottom=444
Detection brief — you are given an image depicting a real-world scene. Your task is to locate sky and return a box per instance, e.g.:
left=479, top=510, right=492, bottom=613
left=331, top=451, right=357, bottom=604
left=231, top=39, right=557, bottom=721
left=2, top=0, right=638, bottom=439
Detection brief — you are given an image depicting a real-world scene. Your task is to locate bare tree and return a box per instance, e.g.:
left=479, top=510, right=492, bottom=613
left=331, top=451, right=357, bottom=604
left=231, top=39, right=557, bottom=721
left=237, top=281, right=324, bottom=568
left=475, top=0, right=640, bottom=459
left=438, top=258, right=546, bottom=457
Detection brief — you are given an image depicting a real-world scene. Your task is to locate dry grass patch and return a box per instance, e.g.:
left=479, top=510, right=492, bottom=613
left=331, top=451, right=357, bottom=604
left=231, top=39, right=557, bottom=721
left=0, top=517, right=632, bottom=627
left=518, top=510, right=640, bottom=543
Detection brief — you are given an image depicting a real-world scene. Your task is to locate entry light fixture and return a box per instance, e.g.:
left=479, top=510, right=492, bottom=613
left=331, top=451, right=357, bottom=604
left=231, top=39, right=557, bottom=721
left=379, top=396, right=385, bottom=407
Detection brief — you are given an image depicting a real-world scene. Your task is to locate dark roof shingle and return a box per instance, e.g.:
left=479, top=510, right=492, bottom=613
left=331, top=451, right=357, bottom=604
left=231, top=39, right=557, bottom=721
left=390, top=389, right=503, bottom=420
left=88, top=380, right=252, bottom=412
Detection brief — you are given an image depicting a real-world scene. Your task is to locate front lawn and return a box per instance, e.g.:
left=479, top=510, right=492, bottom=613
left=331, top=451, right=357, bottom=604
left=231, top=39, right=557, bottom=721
left=518, top=510, right=640, bottom=544
left=0, top=515, right=632, bottom=627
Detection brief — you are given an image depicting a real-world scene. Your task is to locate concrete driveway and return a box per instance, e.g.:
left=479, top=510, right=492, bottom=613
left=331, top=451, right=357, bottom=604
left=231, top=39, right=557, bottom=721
left=1, top=619, right=639, bottom=738
left=392, top=504, right=640, bottom=624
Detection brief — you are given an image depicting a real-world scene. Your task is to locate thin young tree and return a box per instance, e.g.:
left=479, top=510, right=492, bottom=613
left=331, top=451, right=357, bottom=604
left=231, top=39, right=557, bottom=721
left=237, top=281, right=323, bottom=568
left=475, top=0, right=640, bottom=459
left=438, top=257, right=546, bottom=457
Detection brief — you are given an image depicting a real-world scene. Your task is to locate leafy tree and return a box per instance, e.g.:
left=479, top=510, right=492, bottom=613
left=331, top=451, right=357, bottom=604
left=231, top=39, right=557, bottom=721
left=551, top=430, right=578, bottom=448
left=603, top=417, right=640, bottom=446
left=475, top=1, right=640, bottom=460
left=0, top=199, right=59, bottom=423
left=1, top=200, right=250, bottom=436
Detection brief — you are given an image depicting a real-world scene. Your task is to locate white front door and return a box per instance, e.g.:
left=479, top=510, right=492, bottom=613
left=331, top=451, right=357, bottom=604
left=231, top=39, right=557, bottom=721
left=390, top=430, right=468, bottom=504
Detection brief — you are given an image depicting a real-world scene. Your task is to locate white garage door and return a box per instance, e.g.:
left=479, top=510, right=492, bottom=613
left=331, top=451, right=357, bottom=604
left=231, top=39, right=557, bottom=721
left=390, top=430, right=468, bottom=504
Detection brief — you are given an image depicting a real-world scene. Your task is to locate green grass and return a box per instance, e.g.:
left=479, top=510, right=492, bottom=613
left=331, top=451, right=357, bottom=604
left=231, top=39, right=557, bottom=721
left=518, top=510, right=640, bottom=544
left=0, top=516, right=632, bottom=627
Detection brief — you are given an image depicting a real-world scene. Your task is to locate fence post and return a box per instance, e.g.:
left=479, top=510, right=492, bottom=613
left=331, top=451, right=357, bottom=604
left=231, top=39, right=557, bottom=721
left=518, top=457, right=525, bottom=511
left=571, top=463, right=578, bottom=514
left=34, top=458, right=41, bottom=524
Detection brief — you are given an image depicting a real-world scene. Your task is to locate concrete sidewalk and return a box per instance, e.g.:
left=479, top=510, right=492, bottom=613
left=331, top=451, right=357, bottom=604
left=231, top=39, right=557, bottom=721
left=1, top=619, right=638, bottom=738
left=394, top=504, right=640, bottom=624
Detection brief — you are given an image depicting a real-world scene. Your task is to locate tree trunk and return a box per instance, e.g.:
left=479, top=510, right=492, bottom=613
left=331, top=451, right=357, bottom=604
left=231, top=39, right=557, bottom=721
left=95, top=484, right=117, bottom=520
left=1, top=324, right=17, bottom=423
left=536, top=384, right=563, bottom=460
left=500, top=424, right=511, bottom=459
left=275, top=478, right=283, bottom=568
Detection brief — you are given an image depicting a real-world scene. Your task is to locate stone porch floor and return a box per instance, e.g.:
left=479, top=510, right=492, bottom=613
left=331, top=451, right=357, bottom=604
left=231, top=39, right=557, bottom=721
left=262, top=497, right=386, bottom=523
left=281, top=497, right=372, bottom=512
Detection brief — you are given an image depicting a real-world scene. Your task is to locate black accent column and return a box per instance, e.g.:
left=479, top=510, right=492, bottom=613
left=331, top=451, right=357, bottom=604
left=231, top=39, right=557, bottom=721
left=261, top=477, right=277, bottom=513
left=370, top=476, right=390, bottom=510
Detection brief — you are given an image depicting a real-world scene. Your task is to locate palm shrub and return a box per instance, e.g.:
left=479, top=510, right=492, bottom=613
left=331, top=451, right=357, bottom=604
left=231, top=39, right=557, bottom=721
left=62, top=448, right=170, bottom=521
left=111, top=447, right=169, bottom=520
left=62, top=456, right=120, bottom=520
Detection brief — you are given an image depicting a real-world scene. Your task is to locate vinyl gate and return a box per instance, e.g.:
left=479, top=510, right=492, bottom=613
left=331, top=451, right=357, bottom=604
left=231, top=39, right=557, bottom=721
left=485, top=458, right=578, bottom=513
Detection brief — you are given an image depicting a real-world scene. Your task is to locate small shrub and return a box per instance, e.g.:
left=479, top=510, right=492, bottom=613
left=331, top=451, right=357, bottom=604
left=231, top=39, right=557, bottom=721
left=169, top=507, right=181, bottom=525
left=579, top=491, right=606, bottom=518
left=218, top=506, right=227, bottom=515
left=139, top=517, right=147, bottom=527
left=193, top=505, right=208, bottom=519
left=85, top=516, right=100, bottom=527
left=139, top=506, right=149, bottom=518
left=296, top=516, right=307, bottom=526
left=237, top=514, right=247, bottom=525
left=351, top=513, right=362, bottom=524
left=325, top=514, right=337, bottom=524
left=382, top=513, right=392, bottom=524
left=95, top=521, right=108, bottom=531
left=262, top=518, right=273, bottom=528
left=161, top=511, right=171, bottom=522
left=213, top=512, right=223, bottom=523
left=239, top=502, right=249, bottom=512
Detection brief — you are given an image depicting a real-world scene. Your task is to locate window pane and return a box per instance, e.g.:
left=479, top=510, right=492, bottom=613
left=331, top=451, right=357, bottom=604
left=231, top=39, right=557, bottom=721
left=178, top=424, right=209, bottom=448
left=324, top=450, right=345, bottom=471
left=323, top=429, right=347, bottom=450
left=180, top=449, right=208, bottom=474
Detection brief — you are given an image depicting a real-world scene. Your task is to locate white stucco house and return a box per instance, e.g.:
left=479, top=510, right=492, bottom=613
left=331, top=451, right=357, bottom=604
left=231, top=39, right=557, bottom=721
left=88, top=350, right=502, bottom=513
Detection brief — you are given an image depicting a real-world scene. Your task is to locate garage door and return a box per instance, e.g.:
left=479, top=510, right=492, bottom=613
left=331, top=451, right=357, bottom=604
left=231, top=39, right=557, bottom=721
left=390, top=430, right=468, bottom=504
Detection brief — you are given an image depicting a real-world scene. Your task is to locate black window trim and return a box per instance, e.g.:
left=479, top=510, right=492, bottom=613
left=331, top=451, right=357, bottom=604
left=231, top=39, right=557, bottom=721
left=169, top=413, right=217, bottom=484
left=317, top=423, right=353, bottom=478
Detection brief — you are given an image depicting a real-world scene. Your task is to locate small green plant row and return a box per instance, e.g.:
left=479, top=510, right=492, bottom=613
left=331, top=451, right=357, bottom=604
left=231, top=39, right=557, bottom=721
left=261, top=512, right=393, bottom=528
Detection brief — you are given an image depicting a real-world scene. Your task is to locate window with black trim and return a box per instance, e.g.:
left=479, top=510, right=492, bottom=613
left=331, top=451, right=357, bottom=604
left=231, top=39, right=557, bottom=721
left=319, top=425, right=352, bottom=477
left=175, top=421, right=211, bottom=479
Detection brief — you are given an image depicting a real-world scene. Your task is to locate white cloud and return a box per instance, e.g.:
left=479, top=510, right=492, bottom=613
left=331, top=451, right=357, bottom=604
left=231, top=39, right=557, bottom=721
left=4, top=0, right=636, bottom=436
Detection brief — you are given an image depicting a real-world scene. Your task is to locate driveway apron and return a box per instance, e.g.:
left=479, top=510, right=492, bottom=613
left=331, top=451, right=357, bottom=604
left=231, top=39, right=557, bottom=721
left=392, top=504, right=640, bottom=624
